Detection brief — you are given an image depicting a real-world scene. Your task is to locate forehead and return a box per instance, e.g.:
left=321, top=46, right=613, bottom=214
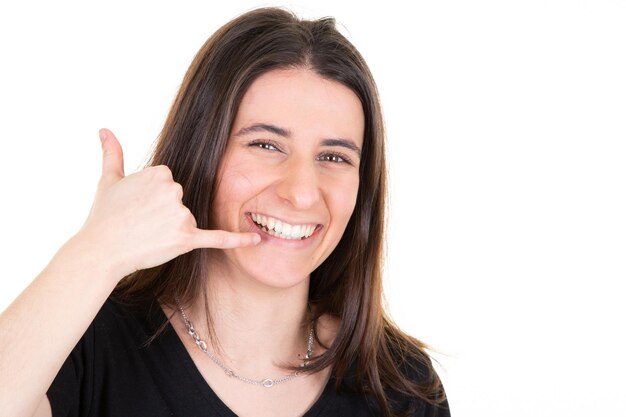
left=232, top=68, right=365, bottom=147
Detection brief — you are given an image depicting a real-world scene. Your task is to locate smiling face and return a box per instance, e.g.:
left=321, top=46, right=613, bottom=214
left=210, top=68, right=364, bottom=289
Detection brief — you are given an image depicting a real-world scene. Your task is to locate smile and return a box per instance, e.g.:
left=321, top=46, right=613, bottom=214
left=249, top=213, right=319, bottom=240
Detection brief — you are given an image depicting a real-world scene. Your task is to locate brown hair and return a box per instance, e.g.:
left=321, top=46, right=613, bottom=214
left=114, top=7, right=445, bottom=416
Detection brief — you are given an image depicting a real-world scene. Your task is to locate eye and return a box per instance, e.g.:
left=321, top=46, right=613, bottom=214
left=317, top=152, right=353, bottom=165
left=248, top=140, right=281, bottom=152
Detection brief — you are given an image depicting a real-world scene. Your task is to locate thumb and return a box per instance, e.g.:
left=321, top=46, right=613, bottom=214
left=99, top=128, right=125, bottom=187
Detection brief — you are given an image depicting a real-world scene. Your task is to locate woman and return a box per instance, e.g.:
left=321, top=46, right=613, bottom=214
left=0, top=7, right=449, bottom=417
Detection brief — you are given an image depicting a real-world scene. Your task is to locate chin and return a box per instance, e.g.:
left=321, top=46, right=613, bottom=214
left=220, top=247, right=315, bottom=291
left=244, top=266, right=311, bottom=291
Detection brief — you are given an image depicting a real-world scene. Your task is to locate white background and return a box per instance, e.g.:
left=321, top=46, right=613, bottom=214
left=1, top=1, right=625, bottom=416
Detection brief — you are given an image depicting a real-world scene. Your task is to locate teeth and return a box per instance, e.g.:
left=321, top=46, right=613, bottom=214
left=250, top=213, right=317, bottom=240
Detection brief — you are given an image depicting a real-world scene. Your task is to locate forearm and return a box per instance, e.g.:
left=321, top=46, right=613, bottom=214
left=0, top=234, right=122, bottom=417
left=0, top=128, right=260, bottom=417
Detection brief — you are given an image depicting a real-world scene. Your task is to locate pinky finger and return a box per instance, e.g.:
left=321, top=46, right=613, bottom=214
left=190, top=229, right=261, bottom=249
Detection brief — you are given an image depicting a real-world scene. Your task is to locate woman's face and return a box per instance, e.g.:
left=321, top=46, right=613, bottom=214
left=210, top=68, right=364, bottom=289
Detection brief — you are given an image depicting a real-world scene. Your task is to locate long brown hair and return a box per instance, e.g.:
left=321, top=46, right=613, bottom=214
left=114, top=7, right=445, bottom=416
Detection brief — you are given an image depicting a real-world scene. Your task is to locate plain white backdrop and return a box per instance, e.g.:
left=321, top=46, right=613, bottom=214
left=1, top=1, right=625, bottom=416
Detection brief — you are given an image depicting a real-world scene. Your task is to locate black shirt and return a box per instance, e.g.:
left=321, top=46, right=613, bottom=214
left=47, top=300, right=450, bottom=416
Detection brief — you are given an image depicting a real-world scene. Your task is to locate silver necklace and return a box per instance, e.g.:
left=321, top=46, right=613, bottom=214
left=176, top=299, right=314, bottom=388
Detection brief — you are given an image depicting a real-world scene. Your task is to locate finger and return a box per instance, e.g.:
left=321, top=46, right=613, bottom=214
left=99, top=128, right=125, bottom=187
left=190, top=229, right=261, bottom=249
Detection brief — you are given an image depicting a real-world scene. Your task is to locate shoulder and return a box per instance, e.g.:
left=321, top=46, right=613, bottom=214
left=391, top=353, right=450, bottom=416
left=72, top=297, right=167, bottom=360
left=98, top=297, right=165, bottom=330
left=384, top=337, right=451, bottom=416
left=311, top=313, right=450, bottom=416
left=47, top=298, right=166, bottom=416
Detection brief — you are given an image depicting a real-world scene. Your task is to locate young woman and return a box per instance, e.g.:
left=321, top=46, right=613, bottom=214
left=0, top=7, right=449, bottom=417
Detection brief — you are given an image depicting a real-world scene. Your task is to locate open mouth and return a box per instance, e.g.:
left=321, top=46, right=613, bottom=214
left=249, top=213, right=319, bottom=240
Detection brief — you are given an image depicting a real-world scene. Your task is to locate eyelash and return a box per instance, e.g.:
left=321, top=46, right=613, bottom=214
left=248, top=140, right=354, bottom=165
left=317, top=153, right=352, bottom=165
left=250, top=141, right=280, bottom=152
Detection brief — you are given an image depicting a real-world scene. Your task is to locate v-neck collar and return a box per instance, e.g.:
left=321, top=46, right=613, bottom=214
left=152, top=304, right=337, bottom=416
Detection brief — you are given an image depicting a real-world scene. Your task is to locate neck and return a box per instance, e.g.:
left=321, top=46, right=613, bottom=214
left=182, top=259, right=312, bottom=373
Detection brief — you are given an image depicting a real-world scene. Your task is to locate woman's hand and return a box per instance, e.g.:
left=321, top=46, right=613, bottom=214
left=75, top=128, right=260, bottom=280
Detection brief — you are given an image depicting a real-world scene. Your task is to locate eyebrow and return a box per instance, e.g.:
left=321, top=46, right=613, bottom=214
left=235, top=123, right=290, bottom=138
left=234, top=123, right=362, bottom=157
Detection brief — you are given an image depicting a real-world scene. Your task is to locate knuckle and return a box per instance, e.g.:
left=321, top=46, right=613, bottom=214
left=177, top=205, right=197, bottom=228
left=214, top=232, right=228, bottom=247
left=178, top=204, right=192, bottom=219
left=152, top=164, right=173, bottom=180
left=172, top=182, right=184, bottom=199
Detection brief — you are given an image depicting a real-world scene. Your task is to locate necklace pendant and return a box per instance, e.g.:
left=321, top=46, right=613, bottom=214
left=262, top=378, right=275, bottom=388
left=197, top=340, right=208, bottom=352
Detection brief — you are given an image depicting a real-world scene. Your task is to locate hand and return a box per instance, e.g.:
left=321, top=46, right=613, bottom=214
left=76, top=128, right=260, bottom=279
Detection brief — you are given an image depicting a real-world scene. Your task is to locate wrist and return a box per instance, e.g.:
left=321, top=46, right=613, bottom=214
left=47, top=232, right=130, bottom=288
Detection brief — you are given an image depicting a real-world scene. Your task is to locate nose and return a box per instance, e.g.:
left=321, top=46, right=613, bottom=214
left=275, top=159, right=321, bottom=210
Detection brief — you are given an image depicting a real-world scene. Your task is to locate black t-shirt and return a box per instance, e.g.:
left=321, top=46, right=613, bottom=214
left=47, top=299, right=450, bottom=416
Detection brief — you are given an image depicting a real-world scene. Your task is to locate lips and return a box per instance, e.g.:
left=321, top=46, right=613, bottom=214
left=249, top=213, right=319, bottom=240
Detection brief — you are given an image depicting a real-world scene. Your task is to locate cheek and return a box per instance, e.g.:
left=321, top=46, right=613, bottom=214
left=328, top=177, right=360, bottom=228
left=211, top=165, right=262, bottom=227
left=215, top=172, right=255, bottom=204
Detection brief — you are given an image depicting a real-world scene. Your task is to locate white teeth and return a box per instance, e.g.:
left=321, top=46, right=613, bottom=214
left=250, top=213, right=317, bottom=240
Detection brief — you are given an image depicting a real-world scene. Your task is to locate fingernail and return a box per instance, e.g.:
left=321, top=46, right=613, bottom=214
left=99, top=129, right=107, bottom=144
left=252, top=234, right=261, bottom=244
